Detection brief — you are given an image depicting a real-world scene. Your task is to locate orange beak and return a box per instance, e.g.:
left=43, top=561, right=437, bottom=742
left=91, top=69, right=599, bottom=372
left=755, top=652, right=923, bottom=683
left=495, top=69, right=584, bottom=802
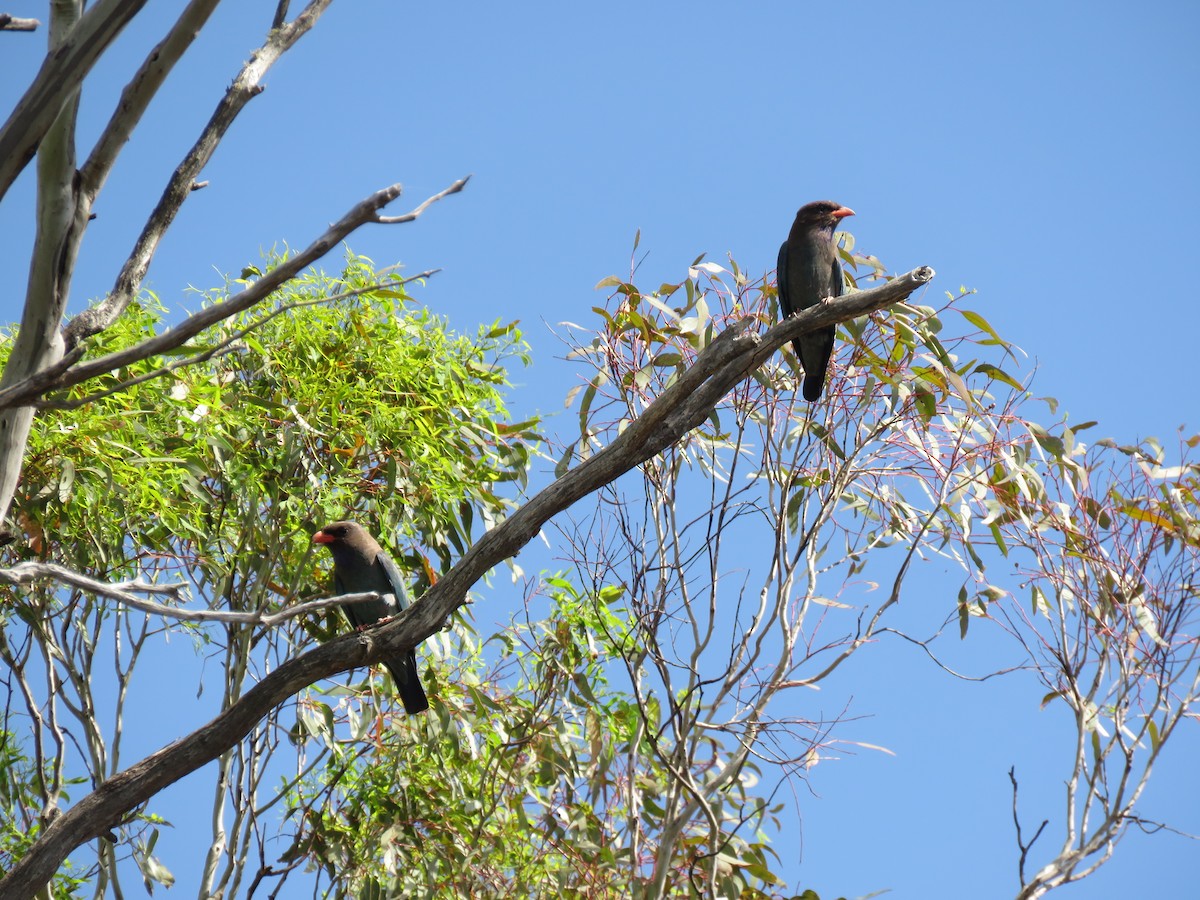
left=832, top=207, right=855, bottom=219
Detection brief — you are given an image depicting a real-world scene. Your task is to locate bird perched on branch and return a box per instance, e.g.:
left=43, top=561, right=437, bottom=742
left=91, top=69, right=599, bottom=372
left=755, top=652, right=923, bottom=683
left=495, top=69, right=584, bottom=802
left=776, top=200, right=855, bottom=401
left=312, top=521, right=429, bottom=715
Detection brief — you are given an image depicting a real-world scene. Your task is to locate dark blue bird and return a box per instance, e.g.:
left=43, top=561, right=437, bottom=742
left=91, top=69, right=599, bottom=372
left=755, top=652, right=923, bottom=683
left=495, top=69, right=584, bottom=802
left=313, top=521, right=429, bottom=715
left=776, top=200, right=855, bottom=401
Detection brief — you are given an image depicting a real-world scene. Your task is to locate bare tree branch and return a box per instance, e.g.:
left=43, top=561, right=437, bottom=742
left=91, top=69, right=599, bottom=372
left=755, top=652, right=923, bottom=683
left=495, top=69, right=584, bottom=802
left=1009, top=767, right=1049, bottom=889
left=375, top=178, right=476, bottom=224
left=0, top=560, right=391, bottom=626
left=0, top=266, right=933, bottom=896
left=0, top=13, right=41, bottom=30
left=0, top=0, right=151, bottom=202
left=65, top=0, right=336, bottom=350
left=38, top=269, right=440, bottom=410
left=76, top=0, right=225, bottom=204
left=0, top=178, right=469, bottom=412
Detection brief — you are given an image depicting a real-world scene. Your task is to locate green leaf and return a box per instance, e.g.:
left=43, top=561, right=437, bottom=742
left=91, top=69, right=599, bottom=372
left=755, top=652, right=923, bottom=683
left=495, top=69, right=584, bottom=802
left=957, top=586, right=970, bottom=639
left=960, top=308, right=1003, bottom=343
left=972, top=362, right=1024, bottom=391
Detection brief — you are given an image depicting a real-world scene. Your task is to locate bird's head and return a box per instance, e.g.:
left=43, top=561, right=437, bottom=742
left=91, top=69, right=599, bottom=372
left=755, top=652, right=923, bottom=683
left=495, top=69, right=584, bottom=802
left=313, top=520, right=380, bottom=568
left=313, top=521, right=367, bottom=548
left=795, top=200, right=855, bottom=229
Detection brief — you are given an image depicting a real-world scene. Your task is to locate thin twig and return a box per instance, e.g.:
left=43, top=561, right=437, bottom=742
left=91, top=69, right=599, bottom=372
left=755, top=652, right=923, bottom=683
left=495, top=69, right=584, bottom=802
left=376, top=176, right=471, bottom=224
left=1009, top=766, right=1049, bottom=889
left=879, top=627, right=1029, bottom=681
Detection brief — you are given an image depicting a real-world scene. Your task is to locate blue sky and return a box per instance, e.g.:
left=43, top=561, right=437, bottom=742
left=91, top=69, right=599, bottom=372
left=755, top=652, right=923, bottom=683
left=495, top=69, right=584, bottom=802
left=2, top=1, right=1198, bottom=897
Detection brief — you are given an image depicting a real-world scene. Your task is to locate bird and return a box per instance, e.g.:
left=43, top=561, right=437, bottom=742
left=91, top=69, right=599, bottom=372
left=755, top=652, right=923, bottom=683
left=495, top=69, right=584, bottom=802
left=776, top=200, right=855, bottom=401
left=312, top=521, right=429, bottom=715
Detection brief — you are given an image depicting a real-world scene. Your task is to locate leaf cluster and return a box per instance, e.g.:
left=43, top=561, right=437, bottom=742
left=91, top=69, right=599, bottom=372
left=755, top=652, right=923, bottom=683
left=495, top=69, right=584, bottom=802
left=283, top=578, right=785, bottom=898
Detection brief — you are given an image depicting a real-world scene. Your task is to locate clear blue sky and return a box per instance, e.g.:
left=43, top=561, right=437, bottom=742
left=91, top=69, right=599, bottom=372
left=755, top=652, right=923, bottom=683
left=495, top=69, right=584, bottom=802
left=2, top=1, right=1198, bottom=897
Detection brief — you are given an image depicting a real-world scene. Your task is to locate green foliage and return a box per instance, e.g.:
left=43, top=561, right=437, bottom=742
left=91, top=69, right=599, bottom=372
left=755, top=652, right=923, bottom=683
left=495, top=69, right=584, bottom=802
left=11, top=250, right=537, bottom=592
left=0, top=731, right=88, bottom=898
left=283, top=579, right=784, bottom=898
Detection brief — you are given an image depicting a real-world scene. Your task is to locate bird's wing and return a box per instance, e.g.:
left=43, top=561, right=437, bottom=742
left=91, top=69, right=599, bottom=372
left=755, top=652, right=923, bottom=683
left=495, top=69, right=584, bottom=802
left=374, top=550, right=411, bottom=615
left=831, top=253, right=844, bottom=299
left=776, top=240, right=792, bottom=317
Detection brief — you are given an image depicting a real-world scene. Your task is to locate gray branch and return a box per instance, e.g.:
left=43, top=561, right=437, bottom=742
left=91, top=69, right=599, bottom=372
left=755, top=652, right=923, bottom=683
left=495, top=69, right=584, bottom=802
left=0, top=266, right=933, bottom=896
left=0, top=13, right=41, bottom=30
left=76, top=0, right=225, bottom=206
left=0, top=561, right=386, bottom=627
left=0, top=0, right=151, bottom=202
left=65, top=0, right=336, bottom=349
left=0, top=178, right=468, bottom=412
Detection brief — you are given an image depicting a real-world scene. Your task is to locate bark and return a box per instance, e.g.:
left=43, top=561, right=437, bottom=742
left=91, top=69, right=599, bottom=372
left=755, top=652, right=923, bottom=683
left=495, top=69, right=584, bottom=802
left=0, top=1, right=85, bottom=565
left=0, top=0, right=150, bottom=201
left=0, top=14, right=41, bottom=30
left=64, top=0, right=334, bottom=350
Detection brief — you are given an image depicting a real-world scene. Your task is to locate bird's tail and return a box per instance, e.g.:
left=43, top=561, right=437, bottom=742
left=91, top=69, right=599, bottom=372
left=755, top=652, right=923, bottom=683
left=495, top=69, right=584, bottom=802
left=802, top=374, right=825, bottom=402
left=383, top=652, right=429, bottom=715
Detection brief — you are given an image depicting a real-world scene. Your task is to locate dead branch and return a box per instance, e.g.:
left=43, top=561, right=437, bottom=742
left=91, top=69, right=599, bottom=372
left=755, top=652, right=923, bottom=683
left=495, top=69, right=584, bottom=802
left=0, top=560, right=390, bottom=627
left=0, top=0, right=151, bottom=202
left=0, top=13, right=41, bottom=30
left=76, top=0, right=224, bottom=210
left=65, top=0, right=336, bottom=350
left=0, top=179, right=468, bottom=412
